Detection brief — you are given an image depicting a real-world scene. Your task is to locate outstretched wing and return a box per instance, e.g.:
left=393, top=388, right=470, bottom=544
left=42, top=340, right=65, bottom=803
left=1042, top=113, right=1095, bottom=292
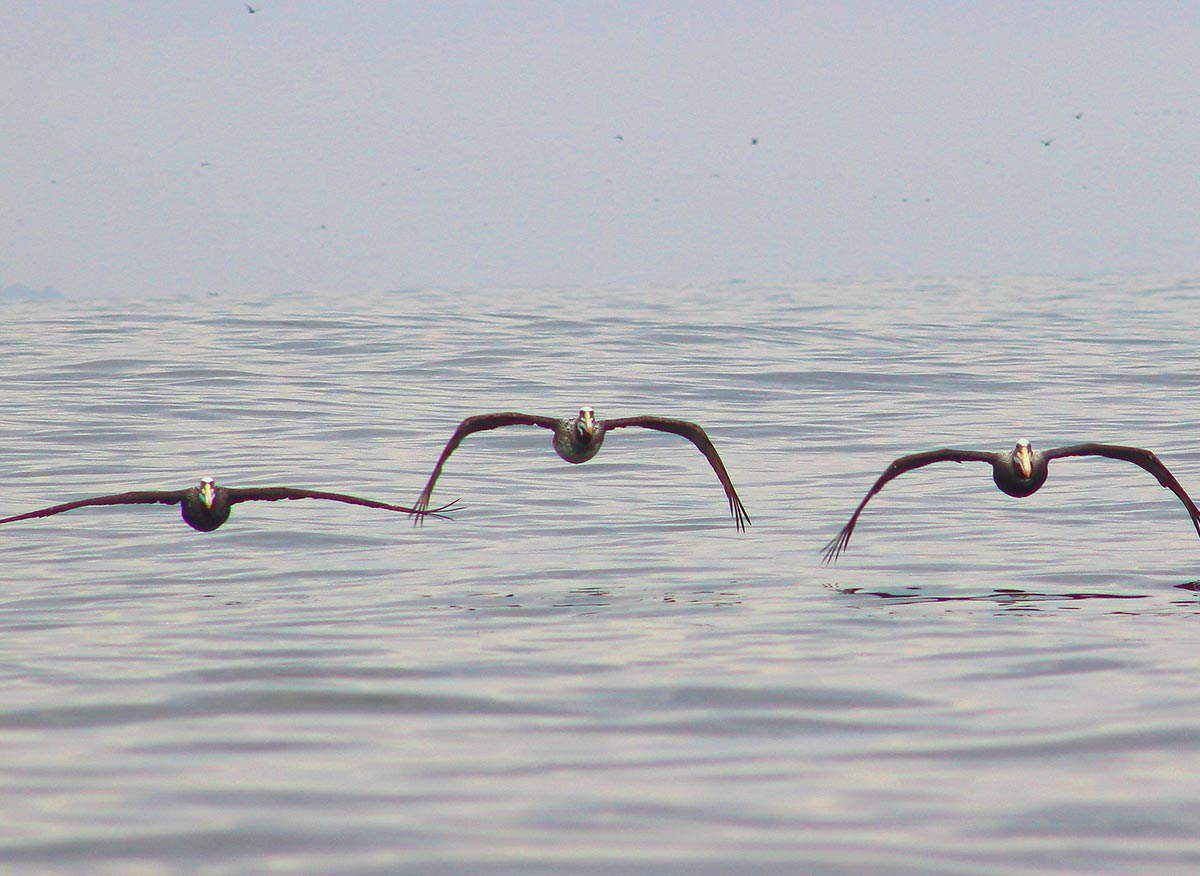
left=1043, top=444, right=1200, bottom=538
left=601, top=416, right=751, bottom=532
left=411, top=412, right=562, bottom=523
left=0, top=489, right=189, bottom=526
left=822, top=448, right=997, bottom=564
left=223, top=487, right=459, bottom=519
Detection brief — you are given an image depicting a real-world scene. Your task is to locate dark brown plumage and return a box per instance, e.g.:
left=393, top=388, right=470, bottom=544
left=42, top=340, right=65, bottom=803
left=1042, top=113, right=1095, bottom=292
left=0, top=476, right=456, bottom=533
left=823, top=439, right=1200, bottom=563
left=411, top=407, right=749, bottom=531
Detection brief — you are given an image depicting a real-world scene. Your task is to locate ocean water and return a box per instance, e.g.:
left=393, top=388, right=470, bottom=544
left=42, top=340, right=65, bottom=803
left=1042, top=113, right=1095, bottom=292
left=2, top=277, right=1200, bottom=875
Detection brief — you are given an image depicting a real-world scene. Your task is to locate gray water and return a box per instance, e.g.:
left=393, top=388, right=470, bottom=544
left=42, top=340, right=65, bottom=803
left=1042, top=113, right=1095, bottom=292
left=2, top=277, right=1199, bottom=875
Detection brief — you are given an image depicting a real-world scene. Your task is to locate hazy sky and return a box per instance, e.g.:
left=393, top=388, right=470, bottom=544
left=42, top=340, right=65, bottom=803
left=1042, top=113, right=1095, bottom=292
left=4, top=2, right=1199, bottom=298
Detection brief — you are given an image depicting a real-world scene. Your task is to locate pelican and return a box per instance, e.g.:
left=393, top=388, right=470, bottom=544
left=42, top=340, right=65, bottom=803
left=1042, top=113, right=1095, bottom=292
left=0, top=477, right=457, bottom=533
left=411, top=407, right=750, bottom=531
left=822, top=439, right=1200, bottom=563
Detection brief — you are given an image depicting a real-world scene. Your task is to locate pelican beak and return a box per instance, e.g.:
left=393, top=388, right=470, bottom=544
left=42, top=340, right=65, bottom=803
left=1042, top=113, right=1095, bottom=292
left=1015, top=442, right=1033, bottom=479
left=200, top=478, right=216, bottom=509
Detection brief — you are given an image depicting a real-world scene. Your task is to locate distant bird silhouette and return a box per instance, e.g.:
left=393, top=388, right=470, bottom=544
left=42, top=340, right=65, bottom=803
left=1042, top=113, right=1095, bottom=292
left=411, top=407, right=750, bottom=531
left=751, top=138, right=758, bottom=144
left=822, top=439, right=1200, bottom=563
left=1074, top=112, right=1083, bottom=119
left=246, top=4, right=258, bottom=12
left=1040, top=138, right=1053, bottom=146
left=0, top=477, right=456, bottom=533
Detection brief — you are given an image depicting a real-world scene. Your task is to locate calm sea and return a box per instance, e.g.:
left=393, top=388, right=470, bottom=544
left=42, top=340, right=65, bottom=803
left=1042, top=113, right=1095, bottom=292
left=2, top=277, right=1199, bottom=875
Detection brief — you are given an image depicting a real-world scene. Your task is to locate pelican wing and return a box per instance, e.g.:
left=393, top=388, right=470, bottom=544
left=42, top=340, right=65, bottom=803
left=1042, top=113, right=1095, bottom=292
left=1043, top=444, right=1200, bottom=537
left=412, top=412, right=561, bottom=521
left=822, top=448, right=997, bottom=563
left=0, top=489, right=190, bottom=526
left=223, top=487, right=458, bottom=519
left=601, top=416, right=751, bottom=532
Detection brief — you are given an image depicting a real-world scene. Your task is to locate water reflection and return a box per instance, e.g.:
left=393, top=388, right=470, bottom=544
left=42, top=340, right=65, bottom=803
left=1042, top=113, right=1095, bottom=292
left=830, top=580, right=1200, bottom=612
left=829, top=583, right=1151, bottom=608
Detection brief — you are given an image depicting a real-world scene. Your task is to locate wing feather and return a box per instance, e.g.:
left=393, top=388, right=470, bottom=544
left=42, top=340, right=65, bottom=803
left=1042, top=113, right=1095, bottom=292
left=1042, top=444, right=1200, bottom=537
left=822, top=449, right=997, bottom=563
left=0, top=490, right=188, bottom=526
left=411, top=412, right=561, bottom=522
left=225, top=486, right=457, bottom=518
left=601, top=416, right=751, bottom=531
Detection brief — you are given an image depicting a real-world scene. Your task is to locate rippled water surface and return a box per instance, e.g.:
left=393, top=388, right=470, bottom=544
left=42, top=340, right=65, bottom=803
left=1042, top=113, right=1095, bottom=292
left=3, top=278, right=1200, bottom=874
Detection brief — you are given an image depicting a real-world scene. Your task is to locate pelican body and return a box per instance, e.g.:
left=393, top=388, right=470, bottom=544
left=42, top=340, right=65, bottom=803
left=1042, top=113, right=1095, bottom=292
left=823, top=439, right=1200, bottom=563
left=412, top=406, right=750, bottom=531
left=552, top=406, right=605, bottom=463
left=0, top=476, right=455, bottom=533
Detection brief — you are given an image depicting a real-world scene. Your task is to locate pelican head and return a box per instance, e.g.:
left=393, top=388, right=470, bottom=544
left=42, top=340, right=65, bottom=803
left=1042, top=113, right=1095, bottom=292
left=575, top=406, right=598, bottom=439
left=1012, top=439, right=1034, bottom=479
left=199, top=476, right=216, bottom=509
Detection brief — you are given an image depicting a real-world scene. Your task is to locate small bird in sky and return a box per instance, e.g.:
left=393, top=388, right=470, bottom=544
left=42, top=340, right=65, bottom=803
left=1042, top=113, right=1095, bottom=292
left=246, top=4, right=258, bottom=13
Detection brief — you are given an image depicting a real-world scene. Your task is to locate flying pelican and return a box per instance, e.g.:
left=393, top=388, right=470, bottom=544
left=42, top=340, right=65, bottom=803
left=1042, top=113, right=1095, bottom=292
left=822, top=439, right=1200, bottom=563
left=0, top=477, right=457, bottom=533
left=411, top=407, right=750, bottom=531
